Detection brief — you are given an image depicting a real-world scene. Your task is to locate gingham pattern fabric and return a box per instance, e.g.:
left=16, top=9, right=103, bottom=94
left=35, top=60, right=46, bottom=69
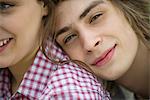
left=0, top=47, right=110, bottom=100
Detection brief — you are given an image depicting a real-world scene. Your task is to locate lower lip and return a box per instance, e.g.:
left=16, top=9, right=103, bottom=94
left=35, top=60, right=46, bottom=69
left=95, top=46, right=116, bottom=67
left=0, top=40, right=11, bottom=53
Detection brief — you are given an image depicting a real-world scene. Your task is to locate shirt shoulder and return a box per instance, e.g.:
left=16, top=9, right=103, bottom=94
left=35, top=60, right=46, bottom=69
left=40, top=62, right=111, bottom=100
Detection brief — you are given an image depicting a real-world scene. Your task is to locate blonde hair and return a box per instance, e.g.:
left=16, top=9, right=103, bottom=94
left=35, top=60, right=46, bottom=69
left=110, top=0, right=150, bottom=49
left=37, top=0, right=55, bottom=50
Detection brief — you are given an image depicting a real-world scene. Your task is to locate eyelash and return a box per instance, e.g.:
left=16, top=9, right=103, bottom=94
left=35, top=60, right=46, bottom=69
left=63, top=33, right=77, bottom=44
left=0, top=2, right=15, bottom=12
left=90, top=13, right=103, bottom=23
left=58, top=13, right=103, bottom=45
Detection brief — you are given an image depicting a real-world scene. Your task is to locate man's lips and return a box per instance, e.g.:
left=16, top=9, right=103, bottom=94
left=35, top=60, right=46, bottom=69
left=92, top=44, right=116, bottom=66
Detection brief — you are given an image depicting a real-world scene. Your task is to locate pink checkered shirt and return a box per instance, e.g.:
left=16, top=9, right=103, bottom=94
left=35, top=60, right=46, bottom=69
left=0, top=45, right=110, bottom=100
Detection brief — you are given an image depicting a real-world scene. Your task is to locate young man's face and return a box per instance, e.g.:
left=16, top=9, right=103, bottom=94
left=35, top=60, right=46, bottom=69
left=55, top=0, right=139, bottom=80
left=0, top=0, right=47, bottom=67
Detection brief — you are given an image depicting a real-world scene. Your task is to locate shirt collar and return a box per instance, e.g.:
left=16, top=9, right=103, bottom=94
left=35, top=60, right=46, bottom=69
left=0, top=68, right=12, bottom=98
left=0, top=44, right=68, bottom=99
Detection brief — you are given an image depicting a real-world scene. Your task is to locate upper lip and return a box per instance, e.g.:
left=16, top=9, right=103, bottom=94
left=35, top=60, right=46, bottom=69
left=0, top=37, right=13, bottom=41
left=0, top=34, right=14, bottom=41
left=0, top=30, right=14, bottom=41
left=91, top=44, right=116, bottom=65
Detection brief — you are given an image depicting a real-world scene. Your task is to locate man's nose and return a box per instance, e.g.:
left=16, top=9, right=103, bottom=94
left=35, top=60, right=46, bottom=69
left=87, top=39, right=102, bottom=53
left=79, top=29, right=103, bottom=53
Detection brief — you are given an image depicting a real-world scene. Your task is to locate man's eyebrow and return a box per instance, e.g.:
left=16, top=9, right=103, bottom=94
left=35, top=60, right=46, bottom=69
left=56, top=26, right=70, bottom=37
left=79, top=0, right=104, bottom=20
left=56, top=0, right=104, bottom=37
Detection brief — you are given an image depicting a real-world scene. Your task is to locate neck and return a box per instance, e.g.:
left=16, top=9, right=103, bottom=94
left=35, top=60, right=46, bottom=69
left=9, top=46, right=39, bottom=91
left=116, top=41, right=149, bottom=98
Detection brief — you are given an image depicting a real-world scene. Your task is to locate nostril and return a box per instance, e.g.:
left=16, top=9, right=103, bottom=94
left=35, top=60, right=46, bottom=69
left=87, top=41, right=101, bottom=53
left=87, top=50, right=92, bottom=52
left=95, top=41, right=100, bottom=47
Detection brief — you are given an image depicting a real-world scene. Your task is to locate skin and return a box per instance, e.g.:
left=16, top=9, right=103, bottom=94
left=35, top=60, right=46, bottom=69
left=0, top=0, right=47, bottom=93
left=54, top=0, right=149, bottom=97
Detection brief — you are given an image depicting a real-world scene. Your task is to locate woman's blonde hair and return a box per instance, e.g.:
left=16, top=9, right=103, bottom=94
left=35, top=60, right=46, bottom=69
left=37, top=0, right=55, bottom=50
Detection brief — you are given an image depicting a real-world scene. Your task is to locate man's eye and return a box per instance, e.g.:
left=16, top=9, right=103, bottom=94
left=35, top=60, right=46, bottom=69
left=0, top=2, right=14, bottom=11
left=63, top=34, right=77, bottom=44
left=90, top=13, right=103, bottom=23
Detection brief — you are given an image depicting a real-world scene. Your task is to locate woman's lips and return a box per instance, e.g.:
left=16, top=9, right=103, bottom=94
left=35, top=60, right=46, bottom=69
left=92, top=44, right=116, bottom=67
